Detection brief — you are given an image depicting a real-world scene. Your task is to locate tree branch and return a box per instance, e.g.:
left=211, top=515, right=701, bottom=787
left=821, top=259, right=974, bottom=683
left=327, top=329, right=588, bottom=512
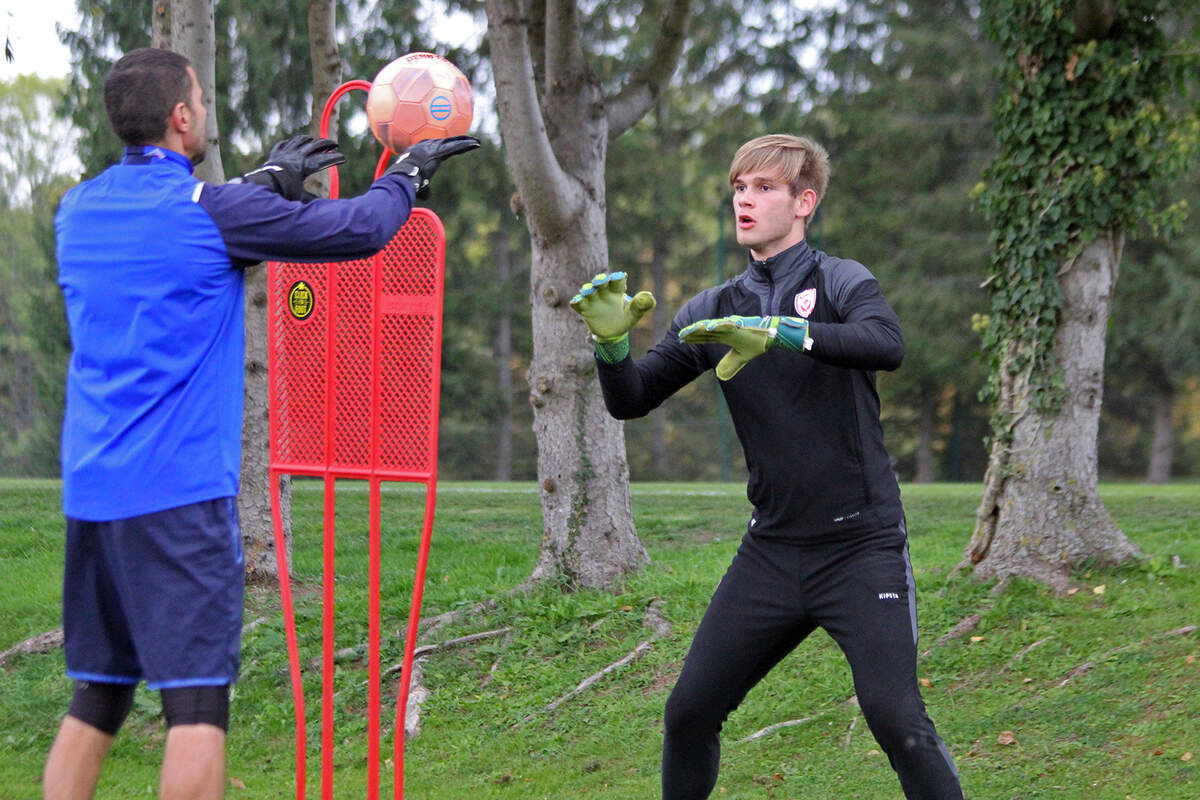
left=484, top=0, right=583, bottom=232
left=605, top=0, right=693, bottom=142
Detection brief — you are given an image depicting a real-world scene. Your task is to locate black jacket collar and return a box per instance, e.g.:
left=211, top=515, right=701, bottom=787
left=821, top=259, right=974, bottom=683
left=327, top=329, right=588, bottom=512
left=745, top=239, right=816, bottom=290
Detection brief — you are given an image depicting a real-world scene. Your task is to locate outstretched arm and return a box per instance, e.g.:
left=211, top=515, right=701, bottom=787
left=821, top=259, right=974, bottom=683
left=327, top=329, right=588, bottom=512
left=570, top=274, right=713, bottom=418
left=199, top=136, right=480, bottom=265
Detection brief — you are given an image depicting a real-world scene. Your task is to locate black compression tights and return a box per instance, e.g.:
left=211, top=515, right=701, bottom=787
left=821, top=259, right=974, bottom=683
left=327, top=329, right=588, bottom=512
left=661, top=530, right=963, bottom=800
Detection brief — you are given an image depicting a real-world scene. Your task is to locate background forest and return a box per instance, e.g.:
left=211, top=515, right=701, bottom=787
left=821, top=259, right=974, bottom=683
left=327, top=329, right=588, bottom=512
left=2, top=0, right=1198, bottom=484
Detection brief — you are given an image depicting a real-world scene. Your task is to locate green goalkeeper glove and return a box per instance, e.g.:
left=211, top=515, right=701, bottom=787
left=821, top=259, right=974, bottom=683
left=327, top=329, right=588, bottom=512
left=569, top=271, right=656, bottom=363
left=678, top=315, right=811, bottom=380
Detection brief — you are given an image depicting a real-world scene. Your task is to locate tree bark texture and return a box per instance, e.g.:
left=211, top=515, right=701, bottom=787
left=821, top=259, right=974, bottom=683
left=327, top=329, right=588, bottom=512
left=153, top=0, right=223, bottom=183
left=241, top=266, right=291, bottom=577
left=966, top=231, right=1142, bottom=591
left=151, top=2, right=171, bottom=49
left=1146, top=385, right=1174, bottom=484
left=485, top=0, right=691, bottom=588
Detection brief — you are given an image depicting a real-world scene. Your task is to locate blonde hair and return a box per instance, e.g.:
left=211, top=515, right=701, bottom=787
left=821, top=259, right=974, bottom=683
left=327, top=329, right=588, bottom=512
left=728, top=134, right=831, bottom=222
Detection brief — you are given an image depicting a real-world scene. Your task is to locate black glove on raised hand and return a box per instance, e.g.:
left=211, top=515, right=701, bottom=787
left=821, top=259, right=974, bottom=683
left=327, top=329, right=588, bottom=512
left=237, top=135, right=347, bottom=201
left=385, top=136, right=481, bottom=199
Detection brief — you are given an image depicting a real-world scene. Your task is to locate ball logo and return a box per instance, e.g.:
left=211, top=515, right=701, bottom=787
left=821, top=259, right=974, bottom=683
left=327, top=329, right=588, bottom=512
left=429, top=95, right=453, bottom=121
left=287, top=280, right=315, bottom=321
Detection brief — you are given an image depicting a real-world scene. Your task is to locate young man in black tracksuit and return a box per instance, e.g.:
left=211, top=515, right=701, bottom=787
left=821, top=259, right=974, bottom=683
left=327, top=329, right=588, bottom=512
left=570, top=134, right=964, bottom=800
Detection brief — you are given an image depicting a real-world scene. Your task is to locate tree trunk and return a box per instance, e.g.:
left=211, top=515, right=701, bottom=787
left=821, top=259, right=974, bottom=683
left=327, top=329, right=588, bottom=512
left=966, top=231, right=1142, bottom=591
left=485, top=0, right=690, bottom=588
left=494, top=227, right=514, bottom=482
left=525, top=208, right=648, bottom=587
left=914, top=389, right=937, bottom=483
left=240, top=266, right=290, bottom=577
left=1145, top=384, right=1174, bottom=484
left=151, top=2, right=171, bottom=56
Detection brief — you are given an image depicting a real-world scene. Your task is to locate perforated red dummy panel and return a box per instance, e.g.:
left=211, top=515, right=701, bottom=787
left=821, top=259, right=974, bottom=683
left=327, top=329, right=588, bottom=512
left=268, top=208, right=444, bottom=481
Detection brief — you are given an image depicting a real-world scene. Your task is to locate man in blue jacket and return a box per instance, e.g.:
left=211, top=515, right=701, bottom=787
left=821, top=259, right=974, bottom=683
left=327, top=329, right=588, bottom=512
left=44, top=47, right=477, bottom=800
left=570, top=134, right=963, bottom=800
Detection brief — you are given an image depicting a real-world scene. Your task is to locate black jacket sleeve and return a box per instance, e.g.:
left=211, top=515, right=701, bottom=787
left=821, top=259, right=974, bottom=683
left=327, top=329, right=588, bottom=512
left=806, top=262, right=904, bottom=371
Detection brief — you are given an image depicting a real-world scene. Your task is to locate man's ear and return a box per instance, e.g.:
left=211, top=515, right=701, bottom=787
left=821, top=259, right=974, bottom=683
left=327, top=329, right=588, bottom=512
left=168, top=102, right=190, bottom=134
left=794, top=188, right=818, bottom=220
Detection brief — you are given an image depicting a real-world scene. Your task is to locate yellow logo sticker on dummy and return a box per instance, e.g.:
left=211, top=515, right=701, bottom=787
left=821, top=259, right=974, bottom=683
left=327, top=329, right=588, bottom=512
left=287, top=280, right=315, bottom=321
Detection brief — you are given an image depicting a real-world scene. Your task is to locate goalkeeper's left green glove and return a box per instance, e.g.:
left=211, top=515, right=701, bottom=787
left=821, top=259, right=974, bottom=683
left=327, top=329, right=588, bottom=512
left=678, top=315, right=811, bottom=380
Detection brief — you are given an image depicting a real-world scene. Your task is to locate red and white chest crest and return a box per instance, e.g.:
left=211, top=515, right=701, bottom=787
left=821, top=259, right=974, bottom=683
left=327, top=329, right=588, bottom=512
left=794, top=288, right=816, bottom=318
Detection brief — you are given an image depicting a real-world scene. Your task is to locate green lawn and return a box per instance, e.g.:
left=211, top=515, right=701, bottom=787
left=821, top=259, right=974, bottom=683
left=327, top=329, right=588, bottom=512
left=0, top=481, right=1196, bottom=799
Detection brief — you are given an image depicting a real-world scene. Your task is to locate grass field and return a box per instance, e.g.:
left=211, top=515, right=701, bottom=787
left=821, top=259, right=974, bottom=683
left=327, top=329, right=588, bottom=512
left=0, top=481, right=1196, bottom=799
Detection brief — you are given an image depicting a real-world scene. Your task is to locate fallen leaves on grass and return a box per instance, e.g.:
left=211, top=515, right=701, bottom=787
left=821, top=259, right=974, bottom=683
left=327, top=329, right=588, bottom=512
left=997, top=731, right=1017, bottom=746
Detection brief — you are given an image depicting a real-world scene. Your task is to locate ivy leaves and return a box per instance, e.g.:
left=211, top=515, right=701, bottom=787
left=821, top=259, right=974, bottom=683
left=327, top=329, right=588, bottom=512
left=975, top=0, right=1200, bottom=421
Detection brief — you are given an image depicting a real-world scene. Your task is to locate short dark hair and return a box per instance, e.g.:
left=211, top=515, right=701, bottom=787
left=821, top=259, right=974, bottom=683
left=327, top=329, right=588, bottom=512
left=104, top=48, right=193, bottom=146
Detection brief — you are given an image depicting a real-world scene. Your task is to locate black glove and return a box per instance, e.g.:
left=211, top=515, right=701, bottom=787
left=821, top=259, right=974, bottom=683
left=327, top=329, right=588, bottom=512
left=385, top=136, right=481, bottom=199
left=237, top=135, right=347, bottom=201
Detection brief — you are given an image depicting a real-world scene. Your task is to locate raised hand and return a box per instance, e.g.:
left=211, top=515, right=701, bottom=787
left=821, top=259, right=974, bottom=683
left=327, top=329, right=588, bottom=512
left=569, top=271, right=656, bottom=363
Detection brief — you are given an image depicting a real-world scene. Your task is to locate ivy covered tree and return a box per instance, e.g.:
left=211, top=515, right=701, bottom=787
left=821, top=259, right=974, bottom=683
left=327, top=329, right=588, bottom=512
left=966, top=0, right=1200, bottom=589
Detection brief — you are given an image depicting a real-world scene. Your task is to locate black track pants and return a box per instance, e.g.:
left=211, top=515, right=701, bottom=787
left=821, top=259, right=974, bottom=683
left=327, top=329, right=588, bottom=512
left=662, top=526, right=963, bottom=800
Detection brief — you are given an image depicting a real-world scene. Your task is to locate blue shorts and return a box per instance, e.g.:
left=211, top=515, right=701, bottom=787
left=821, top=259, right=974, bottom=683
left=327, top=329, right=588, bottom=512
left=63, top=497, right=244, bottom=689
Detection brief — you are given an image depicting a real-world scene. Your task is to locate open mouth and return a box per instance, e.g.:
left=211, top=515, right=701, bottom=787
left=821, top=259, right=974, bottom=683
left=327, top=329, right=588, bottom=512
left=737, top=215, right=754, bottom=227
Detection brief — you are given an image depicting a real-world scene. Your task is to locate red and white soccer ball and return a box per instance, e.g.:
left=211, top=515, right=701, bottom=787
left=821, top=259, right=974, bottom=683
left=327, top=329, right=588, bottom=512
left=365, top=53, right=473, bottom=153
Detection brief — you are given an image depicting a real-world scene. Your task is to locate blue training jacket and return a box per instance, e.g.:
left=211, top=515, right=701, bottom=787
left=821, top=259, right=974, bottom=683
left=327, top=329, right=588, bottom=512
left=56, top=145, right=415, bottom=521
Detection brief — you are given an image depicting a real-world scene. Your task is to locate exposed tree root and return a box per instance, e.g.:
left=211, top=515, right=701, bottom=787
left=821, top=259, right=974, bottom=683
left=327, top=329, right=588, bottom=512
left=2, top=616, right=271, bottom=669
left=920, top=614, right=982, bottom=659
left=0, top=628, right=63, bottom=668
left=1056, top=624, right=1196, bottom=688
left=739, top=696, right=859, bottom=745
left=1002, top=636, right=1055, bottom=671
left=383, top=628, right=512, bottom=679
left=515, top=598, right=670, bottom=728
left=842, top=712, right=859, bottom=749
left=402, top=659, right=430, bottom=740
left=737, top=715, right=820, bottom=743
